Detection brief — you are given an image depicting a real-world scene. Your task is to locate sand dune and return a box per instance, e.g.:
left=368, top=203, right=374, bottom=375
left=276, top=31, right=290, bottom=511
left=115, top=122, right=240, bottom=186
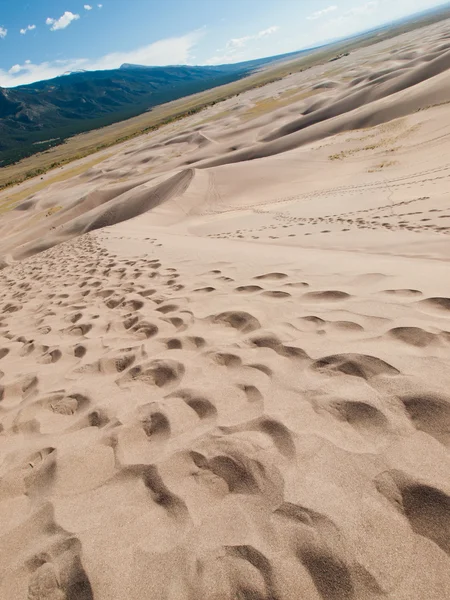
left=1, top=15, right=450, bottom=600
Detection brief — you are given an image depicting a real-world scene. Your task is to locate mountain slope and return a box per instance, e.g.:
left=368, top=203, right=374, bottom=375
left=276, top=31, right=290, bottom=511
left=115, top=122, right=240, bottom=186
left=0, top=53, right=305, bottom=167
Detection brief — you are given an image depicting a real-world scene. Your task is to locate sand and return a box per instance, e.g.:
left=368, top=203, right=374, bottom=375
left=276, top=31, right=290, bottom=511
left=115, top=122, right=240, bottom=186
left=1, top=17, right=450, bottom=600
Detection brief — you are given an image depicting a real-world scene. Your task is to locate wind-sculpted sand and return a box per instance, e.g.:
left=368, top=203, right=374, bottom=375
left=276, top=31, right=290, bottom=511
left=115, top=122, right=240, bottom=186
left=1, top=17, right=450, bottom=600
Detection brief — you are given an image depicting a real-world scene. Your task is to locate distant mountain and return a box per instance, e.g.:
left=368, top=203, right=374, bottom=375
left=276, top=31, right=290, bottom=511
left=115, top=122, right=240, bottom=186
left=0, top=51, right=306, bottom=167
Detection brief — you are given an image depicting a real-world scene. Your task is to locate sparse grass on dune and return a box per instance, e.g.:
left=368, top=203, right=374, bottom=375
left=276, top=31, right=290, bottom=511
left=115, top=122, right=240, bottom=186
left=368, top=160, right=399, bottom=172
left=0, top=154, right=113, bottom=212
left=240, top=89, right=319, bottom=122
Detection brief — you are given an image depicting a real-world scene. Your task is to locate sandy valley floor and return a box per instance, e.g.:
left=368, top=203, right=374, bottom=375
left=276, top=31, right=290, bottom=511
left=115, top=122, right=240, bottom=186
left=1, top=17, right=450, bottom=600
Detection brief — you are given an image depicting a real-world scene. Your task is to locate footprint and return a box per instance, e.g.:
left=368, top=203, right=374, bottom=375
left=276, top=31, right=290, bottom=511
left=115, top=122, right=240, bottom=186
left=208, top=311, right=261, bottom=334
left=169, top=389, right=217, bottom=420
left=44, top=392, right=90, bottom=415
left=382, top=289, right=422, bottom=298
left=141, top=408, right=171, bottom=441
left=0, top=348, right=10, bottom=360
left=193, top=287, right=215, bottom=293
left=312, top=353, right=399, bottom=379
left=120, top=359, right=185, bottom=388
left=303, top=291, right=351, bottom=301
left=418, top=297, right=450, bottom=314
left=68, top=323, right=92, bottom=336
left=401, top=393, right=450, bottom=446
left=156, top=304, right=179, bottom=314
left=254, top=273, right=288, bottom=281
left=39, top=349, right=62, bottom=364
left=325, top=400, right=389, bottom=435
left=235, top=286, right=264, bottom=293
left=207, top=352, right=242, bottom=368
left=388, top=327, right=437, bottom=348
left=248, top=333, right=308, bottom=360
left=375, top=471, right=450, bottom=556
left=261, top=291, right=291, bottom=299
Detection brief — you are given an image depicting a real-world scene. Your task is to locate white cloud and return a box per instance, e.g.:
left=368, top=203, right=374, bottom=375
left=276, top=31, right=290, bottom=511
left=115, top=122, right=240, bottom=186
left=84, top=4, right=93, bottom=10
left=207, top=26, right=280, bottom=64
left=346, top=1, right=378, bottom=16
left=307, top=5, right=338, bottom=20
left=46, top=11, right=80, bottom=31
left=98, top=3, right=103, bottom=7
left=0, top=31, right=200, bottom=87
left=0, top=26, right=7, bottom=39
left=226, top=26, right=279, bottom=49
left=20, top=24, right=36, bottom=35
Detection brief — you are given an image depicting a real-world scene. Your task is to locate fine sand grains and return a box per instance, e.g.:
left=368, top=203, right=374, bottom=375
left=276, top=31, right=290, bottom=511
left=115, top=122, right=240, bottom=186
left=0, top=229, right=450, bottom=599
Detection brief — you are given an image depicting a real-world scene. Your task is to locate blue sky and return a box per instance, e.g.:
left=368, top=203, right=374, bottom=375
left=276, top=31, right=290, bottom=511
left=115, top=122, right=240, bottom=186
left=0, top=0, right=448, bottom=87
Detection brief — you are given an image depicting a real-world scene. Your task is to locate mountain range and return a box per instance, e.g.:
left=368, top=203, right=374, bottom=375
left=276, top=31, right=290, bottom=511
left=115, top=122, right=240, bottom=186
left=0, top=52, right=304, bottom=167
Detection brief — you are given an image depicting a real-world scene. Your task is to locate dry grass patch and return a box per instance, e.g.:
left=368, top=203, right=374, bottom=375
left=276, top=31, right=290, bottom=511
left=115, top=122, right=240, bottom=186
left=0, top=154, right=113, bottom=209
left=240, top=89, right=318, bottom=121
